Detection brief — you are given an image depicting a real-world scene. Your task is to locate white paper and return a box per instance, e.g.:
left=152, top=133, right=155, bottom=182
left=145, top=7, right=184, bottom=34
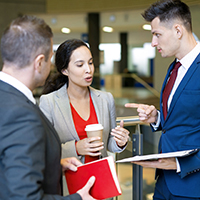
left=116, top=149, right=198, bottom=163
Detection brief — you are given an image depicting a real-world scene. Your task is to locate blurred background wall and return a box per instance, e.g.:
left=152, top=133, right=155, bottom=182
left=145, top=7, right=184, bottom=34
left=0, top=0, right=200, bottom=92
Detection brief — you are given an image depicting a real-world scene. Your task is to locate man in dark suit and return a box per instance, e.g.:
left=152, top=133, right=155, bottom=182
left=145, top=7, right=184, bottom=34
left=0, top=15, right=96, bottom=200
left=126, top=0, right=200, bottom=199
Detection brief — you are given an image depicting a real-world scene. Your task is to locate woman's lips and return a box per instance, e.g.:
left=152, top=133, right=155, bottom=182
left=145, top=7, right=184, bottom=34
left=85, top=77, right=93, bottom=82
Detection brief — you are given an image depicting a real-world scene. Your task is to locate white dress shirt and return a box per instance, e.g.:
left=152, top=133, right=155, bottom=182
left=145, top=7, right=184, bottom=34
left=0, top=71, right=36, bottom=104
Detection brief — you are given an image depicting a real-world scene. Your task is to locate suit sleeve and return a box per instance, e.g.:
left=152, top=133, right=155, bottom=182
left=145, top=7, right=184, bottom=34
left=0, top=104, right=81, bottom=200
left=178, top=151, right=200, bottom=178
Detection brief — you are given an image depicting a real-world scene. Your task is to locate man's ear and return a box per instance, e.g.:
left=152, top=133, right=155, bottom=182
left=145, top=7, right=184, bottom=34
left=174, top=24, right=183, bottom=39
left=34, top=54, right=45, bottom=73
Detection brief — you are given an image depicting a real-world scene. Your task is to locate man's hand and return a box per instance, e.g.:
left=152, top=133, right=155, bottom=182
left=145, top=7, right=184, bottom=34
left=125, top=103, right=158, bottom=124
left=132, top=157, right=177, bottom=170
left=77, top=176, right=97, bottom=200
left=61, top=157, right=82, bottom=172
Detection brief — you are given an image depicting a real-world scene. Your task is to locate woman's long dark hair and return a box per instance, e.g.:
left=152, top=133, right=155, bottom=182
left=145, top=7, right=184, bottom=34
left=42, top=39, right=89, bottom=94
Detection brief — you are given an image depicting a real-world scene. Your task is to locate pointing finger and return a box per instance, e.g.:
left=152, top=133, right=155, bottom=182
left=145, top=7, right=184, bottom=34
left=125, top=103, right=140, bottom=108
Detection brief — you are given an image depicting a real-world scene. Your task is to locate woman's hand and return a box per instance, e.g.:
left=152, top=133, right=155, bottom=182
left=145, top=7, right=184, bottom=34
left=76, top=137, right=104, bottom=156
left=111, top=120, right=130, bottom=147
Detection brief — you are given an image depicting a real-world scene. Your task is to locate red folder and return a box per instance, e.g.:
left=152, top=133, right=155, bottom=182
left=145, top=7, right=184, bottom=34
left=65, top=156, right=122, bottom=199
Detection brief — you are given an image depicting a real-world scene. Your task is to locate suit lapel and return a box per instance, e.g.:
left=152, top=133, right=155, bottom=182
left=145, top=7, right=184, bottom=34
left=54, top=84, right=79, bottom=140
left=164, top=55, right=200, bottom=122
left=89, top=87, right=103, bottom=124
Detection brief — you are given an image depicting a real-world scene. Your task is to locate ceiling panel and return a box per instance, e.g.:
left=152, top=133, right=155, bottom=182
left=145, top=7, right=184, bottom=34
left=47, top=0, right=200, bottom=14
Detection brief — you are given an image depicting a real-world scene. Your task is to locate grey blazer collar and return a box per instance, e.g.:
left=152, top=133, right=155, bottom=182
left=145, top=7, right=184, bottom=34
left=54, top=84, right=103, bottom=139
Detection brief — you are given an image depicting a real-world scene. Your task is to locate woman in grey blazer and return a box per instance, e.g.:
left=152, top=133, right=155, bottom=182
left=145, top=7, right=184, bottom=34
left=39, top=39, right=130, bottom=164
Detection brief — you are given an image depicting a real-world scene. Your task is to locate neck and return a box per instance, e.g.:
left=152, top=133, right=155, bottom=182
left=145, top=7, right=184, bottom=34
left=2, top=64, right=35, bottom=91
left=176, top=33, right=197, bottom=60
left=67, top=84, right=90, bottom=100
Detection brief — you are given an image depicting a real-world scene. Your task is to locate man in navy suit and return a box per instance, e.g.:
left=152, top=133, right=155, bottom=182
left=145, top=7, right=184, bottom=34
left=126, top=0, right=200, bottom=199
left=0, top=15, right=96, bottom=200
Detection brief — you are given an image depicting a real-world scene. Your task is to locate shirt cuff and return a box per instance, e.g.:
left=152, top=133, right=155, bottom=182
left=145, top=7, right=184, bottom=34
left=151, top=110, right=160, bottom=130
left=176, top=158, right=181, bottom=173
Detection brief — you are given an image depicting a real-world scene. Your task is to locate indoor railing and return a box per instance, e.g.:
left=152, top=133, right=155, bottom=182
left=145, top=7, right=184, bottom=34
left=116, top=115, right=145, bottom=200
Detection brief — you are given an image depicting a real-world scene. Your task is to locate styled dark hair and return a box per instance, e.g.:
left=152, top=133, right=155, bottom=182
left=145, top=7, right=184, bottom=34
left=142, top=0, right=192, bottom=32
left=42, top=39, right=90, bottom=94
left=1, top=15, right=53, bottom=68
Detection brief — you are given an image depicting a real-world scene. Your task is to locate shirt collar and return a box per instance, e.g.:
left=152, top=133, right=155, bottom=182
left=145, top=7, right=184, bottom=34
left=179, top=42, right=200, bottom=70
left=0, top=71, right=36, bottom=104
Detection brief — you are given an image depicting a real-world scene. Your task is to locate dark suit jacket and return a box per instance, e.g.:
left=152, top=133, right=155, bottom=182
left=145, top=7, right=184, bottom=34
left=0, top=81, right=81, bottom=200
left=156, top=55, right=200, bottom=197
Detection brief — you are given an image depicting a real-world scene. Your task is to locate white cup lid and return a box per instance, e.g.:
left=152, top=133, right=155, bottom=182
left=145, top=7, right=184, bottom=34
left=85, top=124, right=103, bottom=131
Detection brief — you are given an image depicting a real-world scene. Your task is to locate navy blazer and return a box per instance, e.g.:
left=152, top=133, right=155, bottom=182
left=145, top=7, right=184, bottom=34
left=0, top=81, right=81, bottom=200
left=157, top=54, right=200, bottom=197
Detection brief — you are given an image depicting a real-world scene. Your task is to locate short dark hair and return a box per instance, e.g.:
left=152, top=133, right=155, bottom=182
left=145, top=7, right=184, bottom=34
left=1, top=15, right=53, bottom=68
left=142, top=0, right=192, bottom=32
left=42, top=39, right=90, bottom=94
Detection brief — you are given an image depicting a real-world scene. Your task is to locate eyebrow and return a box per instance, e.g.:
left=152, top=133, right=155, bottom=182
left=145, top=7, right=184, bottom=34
left=74, top=57, right=93, bottom=64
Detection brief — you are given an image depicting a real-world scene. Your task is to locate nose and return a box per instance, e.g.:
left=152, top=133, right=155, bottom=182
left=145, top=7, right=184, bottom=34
left=85, top=63, right=92, bottom=73
left=151, top=36, right=158, bottom=47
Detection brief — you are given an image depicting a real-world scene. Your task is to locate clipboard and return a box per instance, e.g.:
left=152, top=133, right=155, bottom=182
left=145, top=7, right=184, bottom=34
left=116, top=149, right=199, bottom=163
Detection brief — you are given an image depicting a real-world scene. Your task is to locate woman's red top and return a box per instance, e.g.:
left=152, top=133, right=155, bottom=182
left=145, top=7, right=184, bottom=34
left=70, top=95, right=99, bottom=163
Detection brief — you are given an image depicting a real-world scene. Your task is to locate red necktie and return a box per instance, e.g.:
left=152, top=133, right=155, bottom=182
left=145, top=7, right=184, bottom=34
left=162, top=62, right=181, bottom=120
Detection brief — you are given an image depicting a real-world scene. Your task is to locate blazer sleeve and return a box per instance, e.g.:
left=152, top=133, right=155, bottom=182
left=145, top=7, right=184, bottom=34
left=39, top=95, right=54, bottom=125
left=0, top=104, right=82, bottom=200
left=40, top=95, right=83, bottom=162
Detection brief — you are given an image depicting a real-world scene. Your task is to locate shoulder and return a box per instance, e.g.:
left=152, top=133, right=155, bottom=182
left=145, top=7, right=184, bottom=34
left=0, top=93, right=43, bottom=135
left=89, top=87, right=113, bottom=99
left=0, top=82, right=36, bottom=114
left=40, top=84, right=67, bottom=102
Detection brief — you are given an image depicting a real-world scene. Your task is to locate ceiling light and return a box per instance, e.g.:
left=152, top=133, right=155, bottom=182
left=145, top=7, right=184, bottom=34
left=143, top=24, right=151, bottom=31
left=103, top=26, right=113, bottom=33
left=109, top=15, right=115, bottom=22
left=51, top=18, right=57, bottom=24
left=61, top=27, right=71, bottom=34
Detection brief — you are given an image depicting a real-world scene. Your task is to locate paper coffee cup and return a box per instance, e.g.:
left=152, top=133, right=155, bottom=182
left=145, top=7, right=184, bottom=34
left=85, top=124, right=103, bottom=143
